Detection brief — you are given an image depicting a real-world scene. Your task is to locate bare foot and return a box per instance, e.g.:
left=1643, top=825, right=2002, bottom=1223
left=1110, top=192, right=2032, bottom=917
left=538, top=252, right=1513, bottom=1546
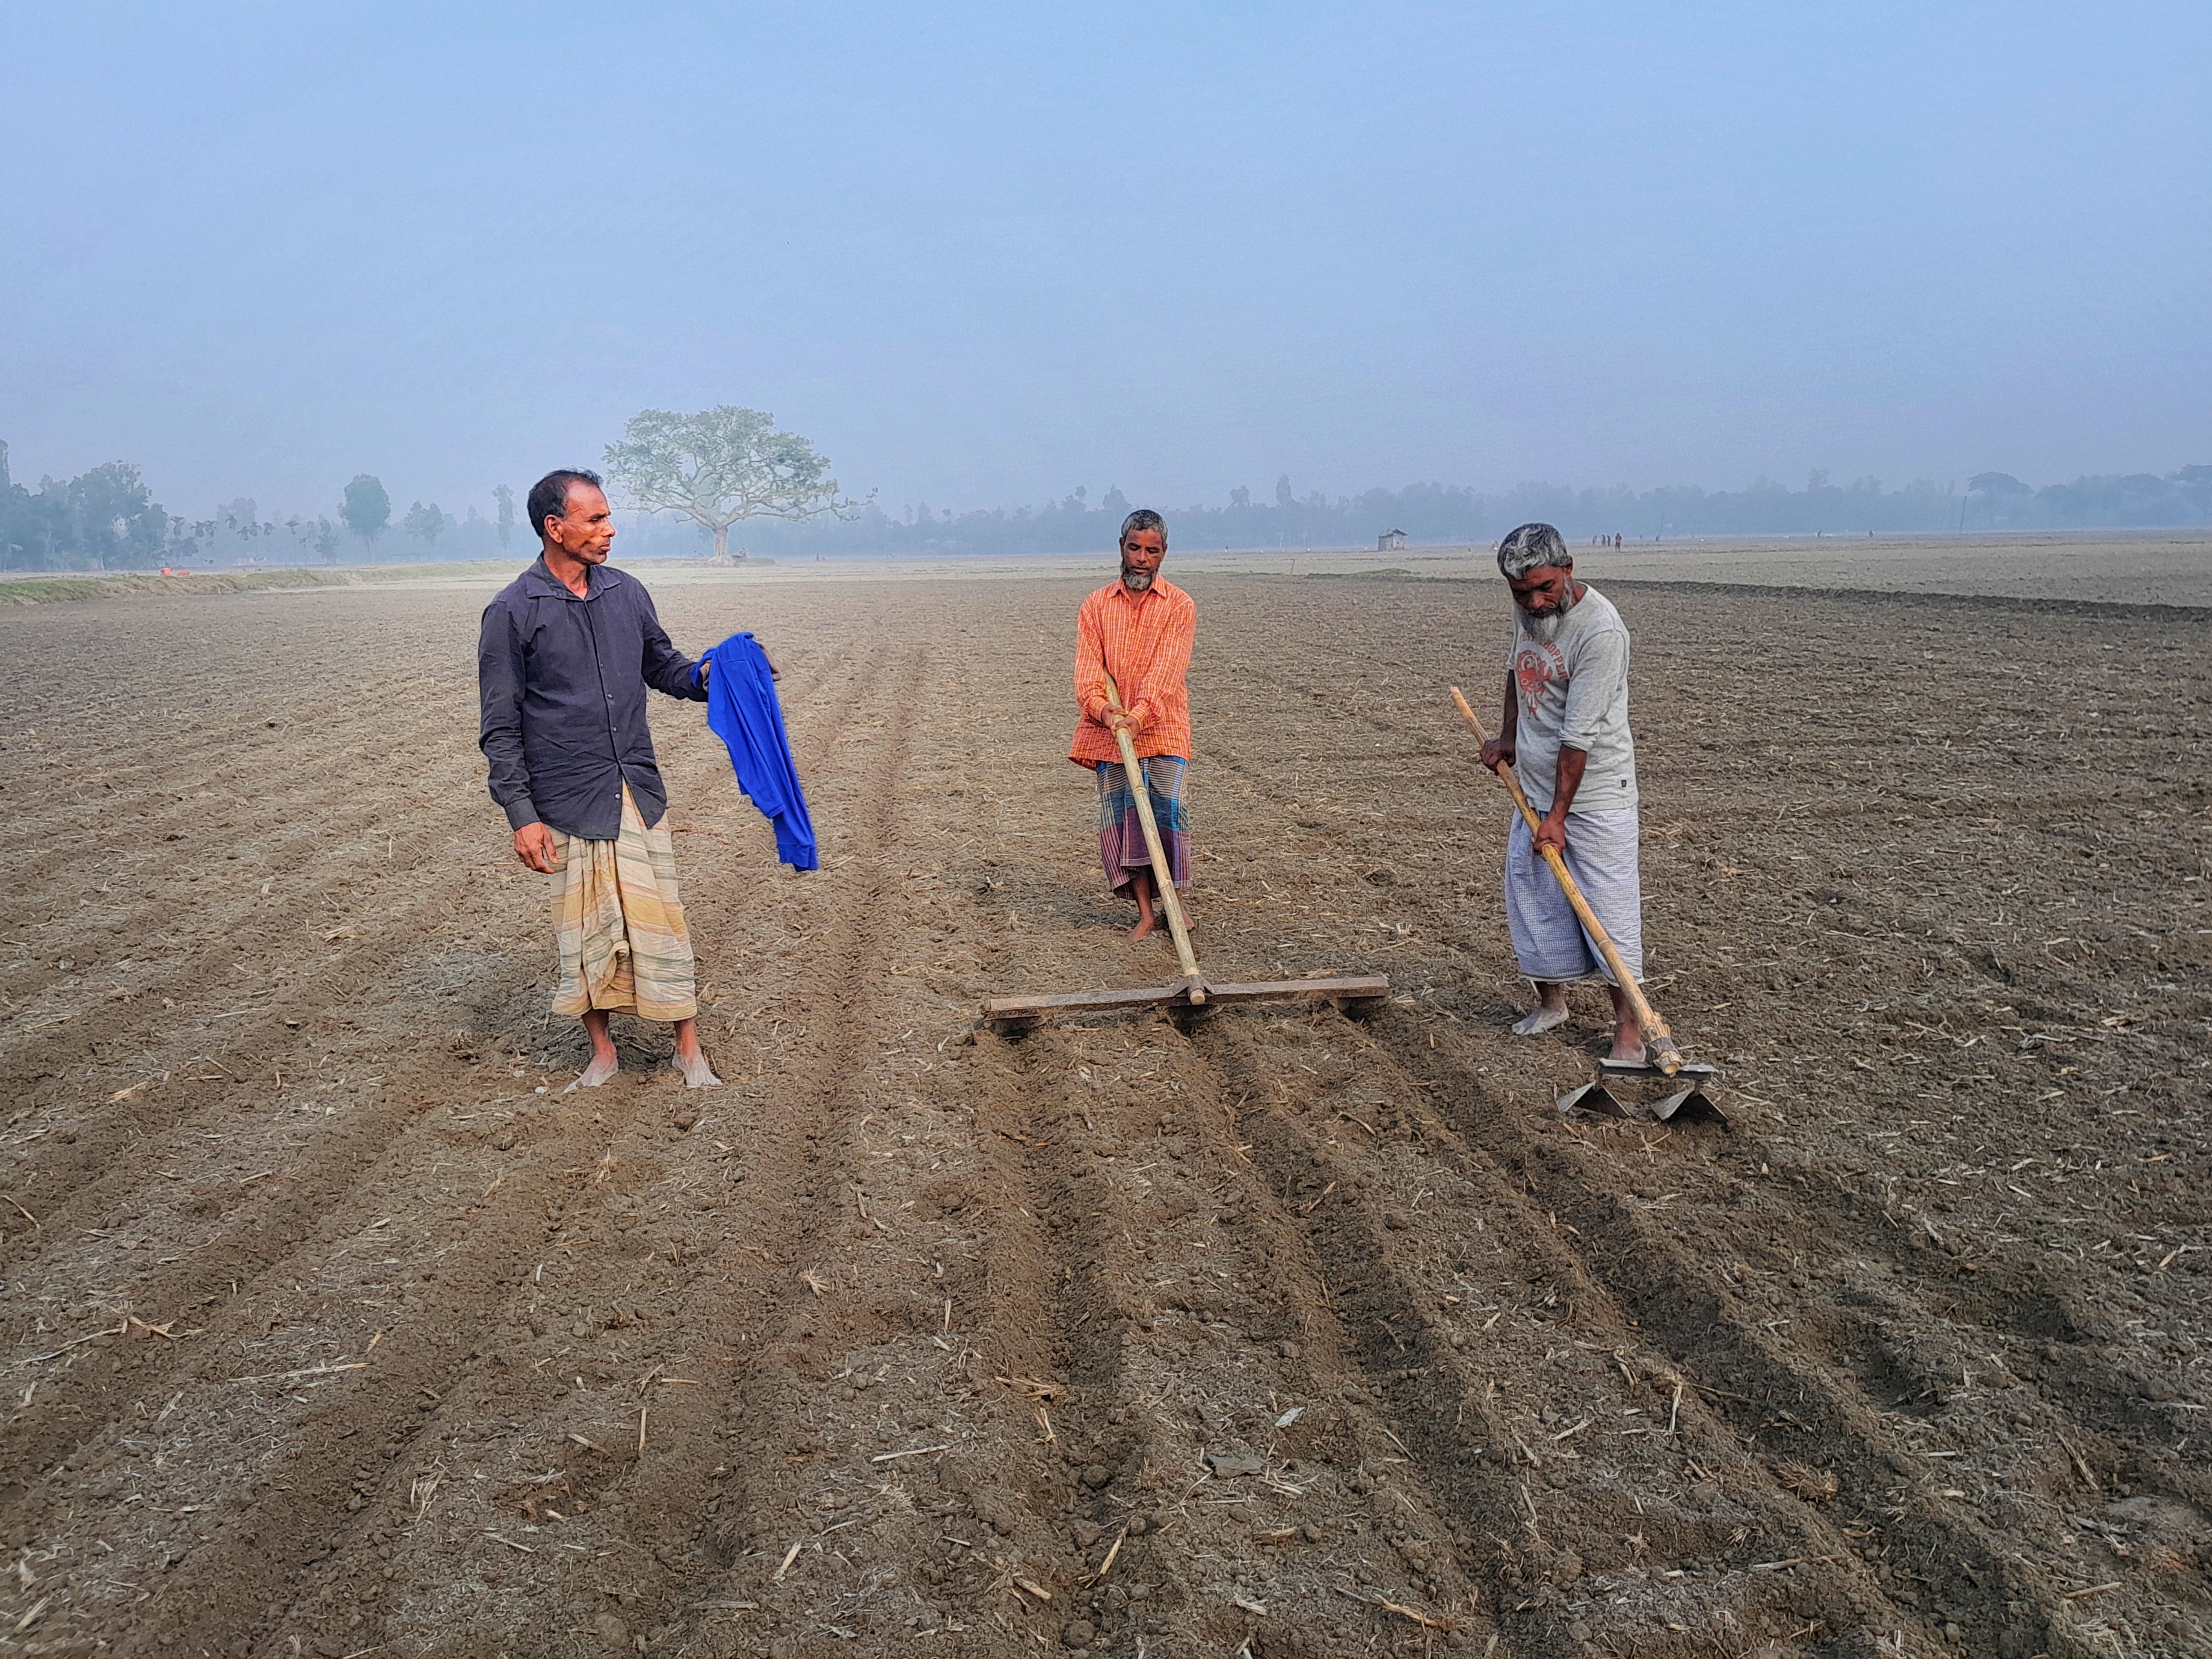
left=674, top=1049, right=722, bottom=1089
left=565, top=1051, right=620, bottom=1092
left=1511, top=1005, right=1570, bottom=1036
left=1129, top=912, right=1159, bottom=941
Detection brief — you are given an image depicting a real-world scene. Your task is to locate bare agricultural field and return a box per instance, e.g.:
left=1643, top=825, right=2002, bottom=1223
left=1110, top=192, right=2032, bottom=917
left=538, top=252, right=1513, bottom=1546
left=1239, top=529, right=2212, bottom=608
left=0, top=565, right=2205, bottom=1659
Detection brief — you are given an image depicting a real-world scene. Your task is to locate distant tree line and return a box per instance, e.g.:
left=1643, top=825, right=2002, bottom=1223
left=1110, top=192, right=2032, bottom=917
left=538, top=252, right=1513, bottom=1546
left=1961, top=468, right=2212, bottom=531
left=0, top=443, right=523, bottom=571
left=0, top=441, right=173, bottom=570
left=685, top=464, right=2212, bottom=558
left=5, top=430, right=2210, bottom=571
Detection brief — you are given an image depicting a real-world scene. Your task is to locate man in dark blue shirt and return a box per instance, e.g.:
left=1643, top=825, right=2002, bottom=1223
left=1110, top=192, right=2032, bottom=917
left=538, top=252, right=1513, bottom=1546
left=478, top=469, right=721, bottom=1091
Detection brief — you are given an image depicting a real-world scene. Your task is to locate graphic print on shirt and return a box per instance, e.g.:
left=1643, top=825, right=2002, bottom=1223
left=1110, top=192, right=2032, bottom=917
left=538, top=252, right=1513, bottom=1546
left=1512, top=639, right=1567, bottom=716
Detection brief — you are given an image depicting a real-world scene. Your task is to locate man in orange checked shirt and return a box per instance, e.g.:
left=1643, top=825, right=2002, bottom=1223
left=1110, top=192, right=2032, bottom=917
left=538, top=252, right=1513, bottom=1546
left=1071, top=509, right=1198, bottom=941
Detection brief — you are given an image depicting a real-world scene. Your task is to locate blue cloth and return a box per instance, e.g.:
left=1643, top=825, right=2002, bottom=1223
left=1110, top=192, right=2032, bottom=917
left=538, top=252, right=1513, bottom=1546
left=703, top=633, right=818, bottom=871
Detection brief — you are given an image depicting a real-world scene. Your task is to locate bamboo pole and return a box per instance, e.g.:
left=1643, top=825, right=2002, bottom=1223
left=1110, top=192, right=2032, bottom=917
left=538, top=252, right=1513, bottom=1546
left=1103, top=671, right=1204, bottom=1003
left=1449, top=685, right=1681, bottom=1073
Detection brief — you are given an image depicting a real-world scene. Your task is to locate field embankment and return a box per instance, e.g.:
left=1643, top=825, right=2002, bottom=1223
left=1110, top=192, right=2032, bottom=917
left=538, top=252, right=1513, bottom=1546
left=0, top=562, right=527, bottom=606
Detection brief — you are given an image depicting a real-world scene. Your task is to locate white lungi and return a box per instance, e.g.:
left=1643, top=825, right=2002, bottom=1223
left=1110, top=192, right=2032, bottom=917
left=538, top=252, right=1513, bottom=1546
left=1504, top=807, right=1644, bottom=985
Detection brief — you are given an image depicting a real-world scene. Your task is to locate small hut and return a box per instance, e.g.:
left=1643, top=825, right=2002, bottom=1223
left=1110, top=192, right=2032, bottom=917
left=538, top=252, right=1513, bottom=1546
left=1377, top=528, right=1406, bottom=551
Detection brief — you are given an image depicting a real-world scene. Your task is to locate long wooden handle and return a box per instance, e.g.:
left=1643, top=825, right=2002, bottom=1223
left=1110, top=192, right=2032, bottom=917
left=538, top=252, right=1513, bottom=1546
left=1449, top=685, right=1681, bottom=1073
left=1104, top=673, right=1206, bottom=1003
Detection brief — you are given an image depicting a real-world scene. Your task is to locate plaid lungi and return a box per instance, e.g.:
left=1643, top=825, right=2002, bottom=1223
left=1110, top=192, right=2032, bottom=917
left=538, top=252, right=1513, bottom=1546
left=1095, top=755, right=1189, bottom=896
left=548, top=783, right=698, bottom=1021
left=1503, top=807, right=1643, bottom=986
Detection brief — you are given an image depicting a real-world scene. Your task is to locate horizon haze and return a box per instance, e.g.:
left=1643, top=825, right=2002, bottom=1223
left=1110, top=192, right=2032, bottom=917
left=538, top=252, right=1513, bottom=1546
left=4, top=2, right=2209, bottom=522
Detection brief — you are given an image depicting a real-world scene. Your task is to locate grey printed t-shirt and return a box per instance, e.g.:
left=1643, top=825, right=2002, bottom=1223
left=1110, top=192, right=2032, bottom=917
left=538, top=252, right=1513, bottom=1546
left=1505, top=583, right=1637, bottom=816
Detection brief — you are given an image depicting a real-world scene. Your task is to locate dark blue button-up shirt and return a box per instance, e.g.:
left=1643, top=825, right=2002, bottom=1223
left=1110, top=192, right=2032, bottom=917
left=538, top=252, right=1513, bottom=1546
left=477, top=558, right=707, bottom=840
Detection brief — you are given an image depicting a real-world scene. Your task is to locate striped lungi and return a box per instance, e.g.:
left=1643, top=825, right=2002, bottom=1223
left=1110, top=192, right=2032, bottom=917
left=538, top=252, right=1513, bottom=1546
left=548, top=783, right=698, bottom=1022
left=1503, top=807, right=1643, bottom=985
left=1095, top=756, right=1190, bottom=896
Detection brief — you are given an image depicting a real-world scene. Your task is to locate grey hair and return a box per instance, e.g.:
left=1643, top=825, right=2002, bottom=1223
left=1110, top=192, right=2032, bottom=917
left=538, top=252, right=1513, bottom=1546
left=1496, top=522, right=1570, bottom=580
left=1119, top=508, right=1165, bottom=547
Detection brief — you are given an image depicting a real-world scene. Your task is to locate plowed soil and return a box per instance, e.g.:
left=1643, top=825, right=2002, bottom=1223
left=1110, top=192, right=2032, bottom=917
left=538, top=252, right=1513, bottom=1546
left=1, top=570, right=2205, bottom=1659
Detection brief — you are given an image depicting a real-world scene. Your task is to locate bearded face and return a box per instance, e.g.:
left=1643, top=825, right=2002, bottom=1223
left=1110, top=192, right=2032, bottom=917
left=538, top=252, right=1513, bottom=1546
left=1517, top=578, right=1579, bottom=643
left=1120, top=525, right=1166, bottom=592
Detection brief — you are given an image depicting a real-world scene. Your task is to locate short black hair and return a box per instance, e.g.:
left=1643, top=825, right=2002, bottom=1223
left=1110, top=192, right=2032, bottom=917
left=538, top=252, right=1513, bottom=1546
left=1119, top=508, right=1165, bottom=547
left=528, top=469, right=605, bottom=540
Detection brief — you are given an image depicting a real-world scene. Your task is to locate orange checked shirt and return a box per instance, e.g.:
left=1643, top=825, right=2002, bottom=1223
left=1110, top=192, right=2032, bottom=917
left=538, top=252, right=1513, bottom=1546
left=1070, top=577, right=1197, bottom=766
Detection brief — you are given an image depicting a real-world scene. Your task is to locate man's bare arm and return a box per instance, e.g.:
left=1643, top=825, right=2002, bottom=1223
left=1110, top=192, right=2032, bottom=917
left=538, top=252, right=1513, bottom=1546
left=1534, top=746, right=1588, bottom=856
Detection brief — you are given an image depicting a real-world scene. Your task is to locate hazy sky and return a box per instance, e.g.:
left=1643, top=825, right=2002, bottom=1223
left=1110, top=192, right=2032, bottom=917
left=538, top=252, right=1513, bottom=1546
left=5, top=2, right=2208, bottom=520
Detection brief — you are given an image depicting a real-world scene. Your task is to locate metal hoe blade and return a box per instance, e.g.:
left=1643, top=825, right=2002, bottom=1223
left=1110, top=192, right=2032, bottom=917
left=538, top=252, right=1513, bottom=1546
left=1558, top=1062, right=1727, bottom=1126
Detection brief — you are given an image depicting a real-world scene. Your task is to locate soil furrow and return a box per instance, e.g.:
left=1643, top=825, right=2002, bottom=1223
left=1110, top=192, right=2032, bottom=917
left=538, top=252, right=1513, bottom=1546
left=1, top=573, right=2202, bottom=1658
left=0, top=621, right=882, bottom=1652
left=329, top=644, right=955, bottom=1655
left=0, top=636, right=861, bottom=1246
left=1189, top=1010, right=1918, bottom=1658
left=1388, top=1020, right=2098, bottom=1659
left=197, top=641, right=910, bottom=1654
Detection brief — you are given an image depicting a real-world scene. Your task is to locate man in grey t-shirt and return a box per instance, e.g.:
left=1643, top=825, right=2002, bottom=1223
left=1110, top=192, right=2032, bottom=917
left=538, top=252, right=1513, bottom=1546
left=1476, top=522, right=1648, bottom=1062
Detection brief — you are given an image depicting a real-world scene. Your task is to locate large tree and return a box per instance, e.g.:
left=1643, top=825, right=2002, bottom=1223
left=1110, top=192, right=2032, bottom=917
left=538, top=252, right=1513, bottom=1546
left=341, top=474, right=390, bottom=551
left=603, top=406, right=867, bottom=563
left=493, top=482, right=515, bottom=553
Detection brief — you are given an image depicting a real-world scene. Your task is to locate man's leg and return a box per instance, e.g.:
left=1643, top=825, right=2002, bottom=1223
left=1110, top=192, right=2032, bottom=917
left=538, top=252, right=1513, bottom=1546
left=1574, top=808, right=1647, bottom=1063
left=1128, top=867, right=1159, bottom=941
left=1505, top=809, right=1645, bottom=1047
left=1606, top=983, right=1647, bottom=1065
left=1505, top=814, right=1589, bottom=1033
left=611, top=787, right=721, bottom=1089
left=569, top=1008, right=621, bottom=1091
left=1127, top=757, right=1192, bottom=943
left=553, top=829, right=625, bottom=1092
left=671, top=1017, right=721, bottom=1088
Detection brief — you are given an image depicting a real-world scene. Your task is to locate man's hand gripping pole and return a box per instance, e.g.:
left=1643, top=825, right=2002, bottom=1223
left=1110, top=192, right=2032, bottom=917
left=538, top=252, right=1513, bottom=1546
left=1449, top=685, right=1681, bottom=1073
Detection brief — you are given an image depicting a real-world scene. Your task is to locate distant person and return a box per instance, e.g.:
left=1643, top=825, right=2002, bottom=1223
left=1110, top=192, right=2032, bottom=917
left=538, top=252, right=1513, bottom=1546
left=1613, top=532, right=1622, bottom=549
left=1071, top=509, right=1197, bottom=941
left=1477, top=522, right=1648, bottom=1062
left=478, top=469, right=723, bottom=1091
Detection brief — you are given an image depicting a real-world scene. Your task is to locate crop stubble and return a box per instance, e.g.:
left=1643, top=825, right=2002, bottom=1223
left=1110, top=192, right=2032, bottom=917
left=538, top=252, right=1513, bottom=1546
left=0, top=570, right=2204, bottom=1657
